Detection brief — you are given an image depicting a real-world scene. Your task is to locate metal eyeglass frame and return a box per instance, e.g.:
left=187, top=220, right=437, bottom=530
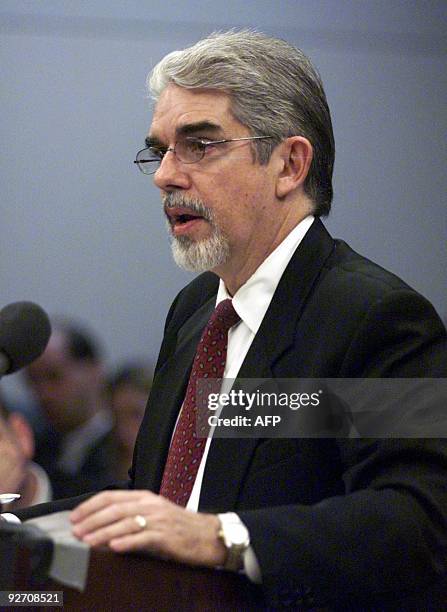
left=134, top=135, right=274, bottom=174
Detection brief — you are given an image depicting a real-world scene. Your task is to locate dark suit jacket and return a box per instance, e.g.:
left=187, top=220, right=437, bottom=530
left=17, top=219, right=447, bottom=609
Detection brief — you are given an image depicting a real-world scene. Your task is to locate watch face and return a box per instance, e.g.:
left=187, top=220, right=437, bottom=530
left=228, top=523, right=249, bottom=546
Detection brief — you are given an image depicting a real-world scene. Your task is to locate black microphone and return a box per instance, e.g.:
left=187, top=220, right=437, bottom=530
left=0, top=301, right=51, bottom=376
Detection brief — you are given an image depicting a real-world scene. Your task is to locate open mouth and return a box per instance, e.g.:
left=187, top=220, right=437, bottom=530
left=165, top=206, right=208, bottom=234
left=174, top=213, right=202, bottom=224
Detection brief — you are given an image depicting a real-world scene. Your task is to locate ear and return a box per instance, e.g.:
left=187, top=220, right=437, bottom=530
left=8, top=413, right=35, bottom=460
left=275, top=136, right=313, bottom=199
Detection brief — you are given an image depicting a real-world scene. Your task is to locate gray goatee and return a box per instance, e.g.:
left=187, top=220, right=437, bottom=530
left=163, top=193, right=230, bottom=273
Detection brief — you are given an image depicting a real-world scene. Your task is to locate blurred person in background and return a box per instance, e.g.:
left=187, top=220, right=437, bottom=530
left=107, top=362, right=153, bottom=480
left=25, top=319, right=114, bottom=499
left=0, top=390, right=51, bottom=510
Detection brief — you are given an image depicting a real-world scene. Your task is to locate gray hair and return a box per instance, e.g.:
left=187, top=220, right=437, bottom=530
left=148, top=30, right=335, bottom=216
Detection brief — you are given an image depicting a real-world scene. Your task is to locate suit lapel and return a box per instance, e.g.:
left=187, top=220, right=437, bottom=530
left=199, top=219, right=336, bottom=510
left=238, top=218, right=336, bottom=377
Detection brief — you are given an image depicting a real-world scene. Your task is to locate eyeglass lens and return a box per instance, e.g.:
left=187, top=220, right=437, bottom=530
left=135, top=139, right=208, bottom=174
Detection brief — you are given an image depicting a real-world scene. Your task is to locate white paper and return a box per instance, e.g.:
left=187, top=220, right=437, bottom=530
left=26, top=510, right=90, bottom=591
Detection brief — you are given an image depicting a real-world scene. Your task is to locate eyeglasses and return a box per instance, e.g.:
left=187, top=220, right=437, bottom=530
left=134, top=135, right=274, bottom=175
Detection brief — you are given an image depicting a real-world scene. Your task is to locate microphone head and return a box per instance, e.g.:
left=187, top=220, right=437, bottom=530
left=0, top=301, right=51, bottom=374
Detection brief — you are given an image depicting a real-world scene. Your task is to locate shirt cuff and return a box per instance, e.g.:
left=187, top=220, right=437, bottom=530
left=220, top=512, right=262, bottom=584
left=243, top=543, right=262, bottom=584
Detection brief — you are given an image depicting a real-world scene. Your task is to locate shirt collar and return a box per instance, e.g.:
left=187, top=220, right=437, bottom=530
left=216, top=215, right=314, bottom=334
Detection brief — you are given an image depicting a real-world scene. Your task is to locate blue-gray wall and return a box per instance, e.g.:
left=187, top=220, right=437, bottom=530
left=1, top=1, right=446, bottom=401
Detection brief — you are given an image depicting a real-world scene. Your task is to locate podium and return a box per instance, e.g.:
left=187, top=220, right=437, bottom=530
left=5, top=522, right=447, bottom=610
left=3, top=523, right=265, bottom=611
left=48, top=549, right=264, bottom=611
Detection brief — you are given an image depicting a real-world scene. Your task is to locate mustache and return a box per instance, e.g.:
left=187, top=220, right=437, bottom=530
left=162, top=193, right=213, bottom=222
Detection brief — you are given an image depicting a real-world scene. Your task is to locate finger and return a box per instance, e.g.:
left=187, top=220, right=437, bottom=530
left=109, top=531, right=157, bottom=554
left=72, top=500, right=147, bottom=538
left=82, top=515, right=147, bottom=547
left=70, top=490, right=149, bottom=523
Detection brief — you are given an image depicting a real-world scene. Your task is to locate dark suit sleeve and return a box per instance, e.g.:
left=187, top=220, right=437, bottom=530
left=12, top=492, right=95, bottom=521
left=13, top=479, right=131, bottom=522
left=238, top=289, right=447, bottom=608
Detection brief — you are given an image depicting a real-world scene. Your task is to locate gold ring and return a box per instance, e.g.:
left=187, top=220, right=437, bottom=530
left=134, top=514, right=147, bottom=530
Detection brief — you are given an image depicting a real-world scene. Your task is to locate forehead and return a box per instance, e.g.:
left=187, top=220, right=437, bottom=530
left=43, top=332, right=70, bottom=361
left=28, top=331, right=71, bottom=373
left=150, top=84, right=241, bottom=138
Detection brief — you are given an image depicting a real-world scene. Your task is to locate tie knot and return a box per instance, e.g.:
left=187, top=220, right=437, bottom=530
left=209, top=298, right=240, bottom=331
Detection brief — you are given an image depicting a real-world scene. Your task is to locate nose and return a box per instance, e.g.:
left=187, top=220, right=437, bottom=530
left=153, top=149, right=191, bottom=192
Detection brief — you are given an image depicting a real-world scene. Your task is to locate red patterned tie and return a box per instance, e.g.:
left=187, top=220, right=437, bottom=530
left=160, top=298, right=240, bottom=506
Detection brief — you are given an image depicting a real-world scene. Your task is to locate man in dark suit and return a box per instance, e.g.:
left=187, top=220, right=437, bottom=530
left=8, top=30, right=447, bottom=608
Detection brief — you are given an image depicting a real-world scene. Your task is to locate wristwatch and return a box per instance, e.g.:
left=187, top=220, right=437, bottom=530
left=217, top=513, right=250, bottom=572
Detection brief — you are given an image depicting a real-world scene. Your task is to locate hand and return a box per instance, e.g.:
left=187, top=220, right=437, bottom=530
left=0, top=417, right=27, bottom=494
left=70, top=490, right=227, bottom=568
